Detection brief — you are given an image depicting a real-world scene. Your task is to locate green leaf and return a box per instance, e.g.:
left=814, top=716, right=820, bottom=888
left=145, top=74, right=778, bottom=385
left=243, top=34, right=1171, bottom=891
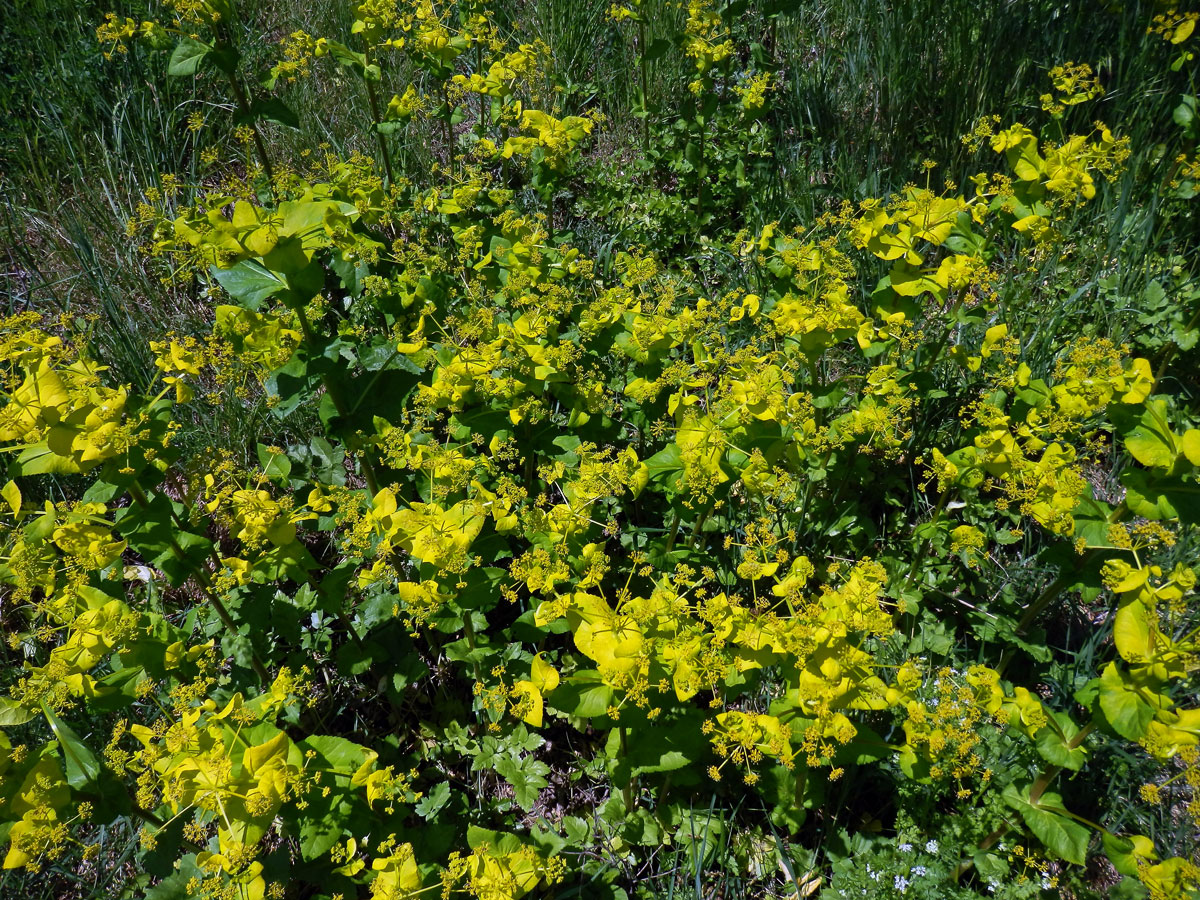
left=1115, top=399, right=1177, bottom=469
left=249, top=98, right=300, bottom=130
left=115, top=494, right=213, bottom=587
left=0, top=698, right=37, bottom=726
left=12, top=442, right=83, bottom=475
left=1034, top=711, right=1088, bottom=771
left=167, top=38, right=211, bottom=77
left=1098, top=662, right=1156, bottom=741
left=1003, top=784, right=1090, bottom=865
left=1, top=480, right=20, bottom=517
left=547, top=672, right=614, bottom=720
left=1120, top=469, right=1200, bottom=525
left=42, top=703, right=102, bottom=790
left=604, top=712, right=705, bottom=782
left=1174, top=95, right=1199, bottom=138
left=1113, top=597, right=1154, bottom=662
left=277, top=200, right=356, bottom=238
left=264, top=351, right=317, bottom=419
left=298, top=813, right=344, bottom=862
left=1180, top=429, right=1200, bottom=465
left=643, top=442, right=684, bottom=491
left=1102, top=831, right=1158, bottom=878
left=257, top=443, right=292, bottom=483
left=142, top=856, right=204, bottom=900
left=415, top=781, right=451, bottom=819
left=644, top=39, right=673, bottom=62
left=210, top=261, right=291, bottom=311
left=326, top=40, right=369, bottom=76
left=466, top=826, right=524, bottom=855
left=1119, top=469, right=1180, bottom=521
left=494, top=755, right=550, bottom=811
left=299, top=734, right=370, bottom=771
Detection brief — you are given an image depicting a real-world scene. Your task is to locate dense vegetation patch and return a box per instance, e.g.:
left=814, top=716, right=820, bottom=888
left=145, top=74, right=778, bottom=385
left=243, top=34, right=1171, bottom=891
left=1, top=1, right=1200, bottom=899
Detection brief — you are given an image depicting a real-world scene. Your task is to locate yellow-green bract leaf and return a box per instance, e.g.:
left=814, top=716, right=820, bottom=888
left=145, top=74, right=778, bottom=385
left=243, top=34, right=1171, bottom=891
left=1113, top=598, right=1154, bottom=662
left=1120, top=358, right=1154, bottom=404
left=1172, top=18, right=1195, bottom=43
left=981, top=324, right=1008, bottom=358
left=1005, top=134, right=1045, bottom=182
left=1181, top=429, right=1200, bottom=466
left=1, top=480, right=19, bottom=517
left=243, top=731, right=291, bottom=774
left=511, top=680, right=544, bottom=727
left=277, top=200, right=357, bottom=238
left=1102, top=832, right=1158, bottom=878
left=531, top=654, right=559, bottom=694
left=1142, top=858, right=1198, bottom=897
left=0, top=697, right=36, bottom=727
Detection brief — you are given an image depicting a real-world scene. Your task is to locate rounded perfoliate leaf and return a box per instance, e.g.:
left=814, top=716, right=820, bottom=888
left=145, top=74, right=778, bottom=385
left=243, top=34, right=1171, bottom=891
left=167, top=37, right=211, bottom=77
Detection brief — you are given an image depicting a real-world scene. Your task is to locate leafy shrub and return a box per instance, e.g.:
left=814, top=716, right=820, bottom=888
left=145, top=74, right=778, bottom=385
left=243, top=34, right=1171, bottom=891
left=2, top=2, right=1200, bottom=900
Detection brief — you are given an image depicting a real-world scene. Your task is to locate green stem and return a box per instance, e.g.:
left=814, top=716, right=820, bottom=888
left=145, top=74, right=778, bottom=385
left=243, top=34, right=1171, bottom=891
left=461, top=608, right=484, bottom=683
left=921, top=288, right=967, bottom=372
left=665, top=511, right=682, bottom=553
left=619, top=725, right=635, bottom=810
left=637, top=20, right=650, bottom=153
left=224, top=72, right=276, bottom=196
left=442, top=81, right=455, bottom=176
left=690, top=498, right=716, bottom=549
left=695, top=106, right=706, bottom=217
left=954, top=723, right=1094, bottom=880
left=361, top=43, right=396, bottom=185
left=996, top=502, right=1128, bottom=677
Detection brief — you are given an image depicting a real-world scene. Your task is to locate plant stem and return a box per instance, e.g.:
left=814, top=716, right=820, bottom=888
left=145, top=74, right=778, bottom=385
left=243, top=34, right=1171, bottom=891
left=361, top=44, right=396, bottom=185
left=995, top=502, right=1127, bottom=677
left=442, top=81, right=455, bottom=176
left=665, top=511, right=682, bottom=552
left=637, top=20, right=650, bottom=153
left=619, top=725, right=635, bottom=810
left=224, top=73, right=276, bottom=196
left=954, top=723, right=1093, bottom=880
left=690, top=497, right=716, bottom=549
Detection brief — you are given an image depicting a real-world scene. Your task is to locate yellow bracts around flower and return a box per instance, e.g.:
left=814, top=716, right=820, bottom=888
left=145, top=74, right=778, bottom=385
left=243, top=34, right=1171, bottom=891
left=370, top=842, right=422, bottom=899
left=0, top=355, right=131, bottom=474
left=1104, top=560, right=1197, bottom=681
left=707, top=711, right=793, bottom=768
left=445, top=841, right=566, bottom=900
left=213, top=306, right=302, bottom=374
left=2, top=745, right=70, bottom=870
left=502, top=109, right=593, bottom=170
left=365, top=489, right=487, bottom=572
left=675, top=414, right=731, bottom=493
left=568, top=592, right=645, bottom=679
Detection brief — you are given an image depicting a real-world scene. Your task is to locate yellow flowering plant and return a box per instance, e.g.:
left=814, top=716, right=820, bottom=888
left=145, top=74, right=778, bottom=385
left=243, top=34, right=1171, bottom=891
left=0, top=5, right=1198, bottom=900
